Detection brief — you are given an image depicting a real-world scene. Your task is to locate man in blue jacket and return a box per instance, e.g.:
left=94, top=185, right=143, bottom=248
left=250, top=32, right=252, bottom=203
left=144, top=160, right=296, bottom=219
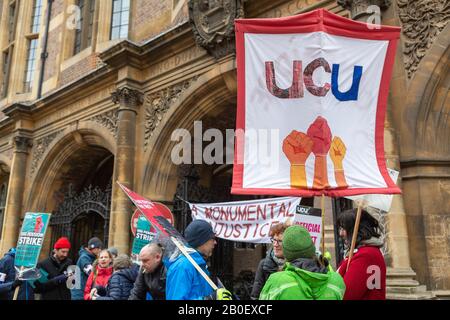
left=71, top=237, right=102, bottom=300
left=0, top=248, right=34, bottom=300
left=165, top=220, right=231, bottom=300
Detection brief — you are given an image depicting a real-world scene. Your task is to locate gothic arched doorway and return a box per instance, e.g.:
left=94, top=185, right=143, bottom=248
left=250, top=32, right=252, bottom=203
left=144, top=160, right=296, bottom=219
left=48, top=149, right=114, bottom=260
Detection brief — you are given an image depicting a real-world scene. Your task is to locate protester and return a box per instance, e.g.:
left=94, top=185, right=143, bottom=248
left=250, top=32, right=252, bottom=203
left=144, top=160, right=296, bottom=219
left=128, top=243, right=166, bottom=300
left=0, top=278, right=22, bottom=297
left=93, top=254, right=138, bottom=300
left=337, top=208, right=386, bottom=300
left=0, top=248, right=34, bottom=300
left=84, top=249, right=113, bottom=300
left=260, top=225, right=345, bottom=300
left=107, top=247, right=118, bottom=259
left=34, top=237, right=73, bottom=300
left=71, top=236, right=103, bottom=300
left=251, top=222, right=288, bottom=299
left=165, top=219, right=232, bottom=300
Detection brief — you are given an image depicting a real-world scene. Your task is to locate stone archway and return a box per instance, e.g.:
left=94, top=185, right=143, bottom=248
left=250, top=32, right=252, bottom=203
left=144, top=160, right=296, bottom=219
left=140, top=60, right=237, bottom=199
left=28, top=128, right=115, bottom=256
left=397, top=25, right=450, bottom=290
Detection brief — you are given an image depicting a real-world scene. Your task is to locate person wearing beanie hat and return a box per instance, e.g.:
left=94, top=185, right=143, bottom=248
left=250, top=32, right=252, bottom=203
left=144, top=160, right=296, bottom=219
left=107, top=247, right=118, bottom=259
left=71, top=237, right=103, bottom=300
left=184, top=219, right=216, bottom=254
left=54, top=237, right=71, bottom=250
left=282, top=225, right=316, bottom=262
left=165, top=220, right=231, bottom=300
left=34, top=237, right=73, bottom=300
left=88, top=237, right=103, bottom=251
left=260, top=225, right=345, bottom=300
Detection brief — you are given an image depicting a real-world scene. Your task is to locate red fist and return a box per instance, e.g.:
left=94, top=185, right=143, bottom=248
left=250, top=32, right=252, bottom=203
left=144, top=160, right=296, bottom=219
left=307, top=116, right=332, bottom=155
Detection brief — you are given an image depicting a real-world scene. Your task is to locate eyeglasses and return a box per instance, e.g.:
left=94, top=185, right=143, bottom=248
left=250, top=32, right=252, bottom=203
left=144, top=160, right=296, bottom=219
left=270, top=238, right=282, bottom=245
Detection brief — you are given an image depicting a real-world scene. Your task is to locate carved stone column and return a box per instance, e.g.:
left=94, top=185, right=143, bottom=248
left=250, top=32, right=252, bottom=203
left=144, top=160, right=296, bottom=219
left=338, top=0, right=391, bottom=20
left=0, top=134, right=33, bottom=254
left=337, top=0, right=434, bottom=299
left=109, top=87, right=143, bottom=254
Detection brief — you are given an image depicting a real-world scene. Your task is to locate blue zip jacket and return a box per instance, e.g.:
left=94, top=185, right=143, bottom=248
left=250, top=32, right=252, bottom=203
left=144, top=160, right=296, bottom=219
left=0, top=250, right=34, bottom=300
left=165, top=250, right=214, bottom=300
left=71, top=247, right=96, bottom=300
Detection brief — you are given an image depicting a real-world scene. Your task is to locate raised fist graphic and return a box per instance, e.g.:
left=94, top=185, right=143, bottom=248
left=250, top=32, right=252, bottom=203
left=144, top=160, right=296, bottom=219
left=307, top=116, right=332, bottom=189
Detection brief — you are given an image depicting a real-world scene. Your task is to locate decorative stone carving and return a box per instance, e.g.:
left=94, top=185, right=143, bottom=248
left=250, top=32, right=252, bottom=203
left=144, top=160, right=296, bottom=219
left=337, top=0, right=391, bottom=20
left=189, top=0, right=244, bottom=59
left=0, top=163, right=9, bottom=176
left=111, top=87, right=144, bottom=109
left=397, top=0, right=450, bottom=79
left=13, top=136, right=33, bottom=154
left=90, top=110, right=119, bottom=138
left=144, top=76, right=198, bottom=150
left=30, top=131, right=63, bottom=175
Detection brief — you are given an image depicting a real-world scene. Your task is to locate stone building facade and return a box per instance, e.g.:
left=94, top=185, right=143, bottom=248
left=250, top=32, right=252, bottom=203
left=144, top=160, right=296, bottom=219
left=0, top=0, right=448, bottom=299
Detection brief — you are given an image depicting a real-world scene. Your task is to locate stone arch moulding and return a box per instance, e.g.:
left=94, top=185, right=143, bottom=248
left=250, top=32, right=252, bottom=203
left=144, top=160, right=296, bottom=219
left=400, top=23, right=450, bottom=160
left=141, top=64, right=237, bottom=197
left=26, top=123, right=116, bottom=212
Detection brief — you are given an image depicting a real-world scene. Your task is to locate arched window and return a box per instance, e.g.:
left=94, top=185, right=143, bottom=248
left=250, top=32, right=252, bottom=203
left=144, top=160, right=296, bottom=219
left=0, top=183, right=7, bottom=239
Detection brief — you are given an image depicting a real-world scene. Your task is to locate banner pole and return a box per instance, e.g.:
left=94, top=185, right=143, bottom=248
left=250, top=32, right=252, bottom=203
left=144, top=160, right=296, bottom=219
left=346, top=203, right=363, bottom=272
left=321, top=194, right=325, bottom=256
left=171, top=236, right=218, bottom=291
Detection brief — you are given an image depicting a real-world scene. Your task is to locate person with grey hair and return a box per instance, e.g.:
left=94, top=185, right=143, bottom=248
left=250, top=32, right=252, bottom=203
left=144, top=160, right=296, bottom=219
left=128, top=243, right=166, bottom=300
left=93, top=254, right=139, bottom=300
left=107, top=247, right=118, bottom=259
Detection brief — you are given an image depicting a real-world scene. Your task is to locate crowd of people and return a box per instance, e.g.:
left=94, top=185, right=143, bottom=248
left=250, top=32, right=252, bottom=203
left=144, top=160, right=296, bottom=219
left=0, top=208, right=386, bottom=300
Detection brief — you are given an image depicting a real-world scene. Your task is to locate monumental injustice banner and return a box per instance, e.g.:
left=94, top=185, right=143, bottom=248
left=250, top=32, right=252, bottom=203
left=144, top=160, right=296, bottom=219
left=188, top=197, right=323, bottom=251
left=232, top=9, right=402, bottom=197
left=15, top=212, right=51, bottom=268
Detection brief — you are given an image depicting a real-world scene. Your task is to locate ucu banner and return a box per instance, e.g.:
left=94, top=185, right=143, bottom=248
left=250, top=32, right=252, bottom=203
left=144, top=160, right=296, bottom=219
left=232, top=9, right=401, bottom=197
left=265, top=58, right=363, bottom=101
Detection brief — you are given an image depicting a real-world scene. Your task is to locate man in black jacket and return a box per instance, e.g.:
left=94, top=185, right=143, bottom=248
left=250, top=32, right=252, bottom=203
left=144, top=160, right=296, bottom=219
left=128, top=243, right=166, bottom=300
left=34, top=237, right=73, bottom=300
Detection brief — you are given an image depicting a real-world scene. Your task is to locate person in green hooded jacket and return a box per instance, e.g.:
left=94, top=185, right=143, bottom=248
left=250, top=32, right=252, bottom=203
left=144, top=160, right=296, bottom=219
left=259, top=225, right=345, bottom=300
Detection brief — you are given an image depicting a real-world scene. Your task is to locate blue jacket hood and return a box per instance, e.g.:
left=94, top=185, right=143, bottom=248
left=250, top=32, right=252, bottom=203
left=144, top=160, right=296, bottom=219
left=165, top=249, right=214, bottom=300
left=78, top=247, right=95, bottom=259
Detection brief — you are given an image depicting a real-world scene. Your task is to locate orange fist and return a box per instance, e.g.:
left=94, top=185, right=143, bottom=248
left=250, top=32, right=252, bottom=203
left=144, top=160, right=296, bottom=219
left=330, top=136, right=348, bottom=188
left=282, top=130, right=313, bottom=164
left=330, top=136, right=347, bottom=169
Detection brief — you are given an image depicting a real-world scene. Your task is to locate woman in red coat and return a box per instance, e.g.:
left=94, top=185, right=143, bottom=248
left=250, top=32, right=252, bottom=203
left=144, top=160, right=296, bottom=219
left=84, top=249, right=113, bottom=300
left=337, top=209, right=386, bottom=300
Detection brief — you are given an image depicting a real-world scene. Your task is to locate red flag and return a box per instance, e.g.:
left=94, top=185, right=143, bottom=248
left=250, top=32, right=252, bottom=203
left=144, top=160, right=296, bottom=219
left=117, top=182, right=182, bottom=239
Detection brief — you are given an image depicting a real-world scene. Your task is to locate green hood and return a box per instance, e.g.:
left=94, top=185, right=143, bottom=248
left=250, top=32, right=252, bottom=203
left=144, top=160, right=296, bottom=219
left=260, top=258, right=345, bottom=300
left=284, top=260, right=331, bottom=299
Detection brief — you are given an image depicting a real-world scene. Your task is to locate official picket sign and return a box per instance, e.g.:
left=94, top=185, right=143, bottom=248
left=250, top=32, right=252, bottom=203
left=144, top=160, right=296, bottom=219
left=15, top=212, right=51, bottom=268
left=188, top=197, right=323, bottom=251
left=131, top=214, right=156, bottom=255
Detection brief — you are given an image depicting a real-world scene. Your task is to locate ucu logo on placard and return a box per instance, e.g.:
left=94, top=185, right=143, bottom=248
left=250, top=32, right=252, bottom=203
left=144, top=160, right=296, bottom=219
left=265, top=58, right=363, bottom=101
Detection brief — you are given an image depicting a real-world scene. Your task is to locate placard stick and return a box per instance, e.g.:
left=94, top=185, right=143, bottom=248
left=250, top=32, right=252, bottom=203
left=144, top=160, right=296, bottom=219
left=321, top=194, right=325, bottom=256
left=171, top=236, right=218, bottom=291
left=13, top=266, right=24, bottom=300
left=346, top=203, right=363, bottom=272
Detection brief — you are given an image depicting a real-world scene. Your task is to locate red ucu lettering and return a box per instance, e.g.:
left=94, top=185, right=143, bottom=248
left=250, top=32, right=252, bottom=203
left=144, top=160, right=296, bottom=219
left=265, top=58, right=363, bottom=101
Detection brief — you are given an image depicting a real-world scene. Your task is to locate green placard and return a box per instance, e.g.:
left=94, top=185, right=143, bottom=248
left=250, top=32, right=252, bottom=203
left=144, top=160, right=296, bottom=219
left=131, top=215, right=156, bottom=255
left=15, top=212, right=51, bottom=268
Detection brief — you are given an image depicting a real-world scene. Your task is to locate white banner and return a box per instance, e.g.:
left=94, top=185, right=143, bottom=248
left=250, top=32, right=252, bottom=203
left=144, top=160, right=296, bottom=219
left=232, top=9, right=401, bottom=197
left=188, top=197, right=323, bottom=251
